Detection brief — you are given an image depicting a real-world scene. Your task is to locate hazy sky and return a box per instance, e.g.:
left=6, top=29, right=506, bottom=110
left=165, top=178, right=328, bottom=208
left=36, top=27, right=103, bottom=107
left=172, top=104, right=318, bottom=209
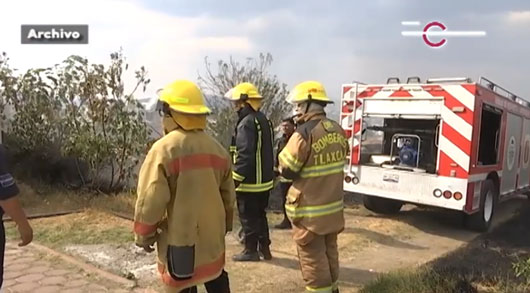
left=1, top=0, right=529, bottom=111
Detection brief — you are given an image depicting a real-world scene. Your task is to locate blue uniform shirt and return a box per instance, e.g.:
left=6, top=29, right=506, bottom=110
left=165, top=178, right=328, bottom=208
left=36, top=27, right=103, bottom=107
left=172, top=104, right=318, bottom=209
left=0, top=145, right=19, bottom=217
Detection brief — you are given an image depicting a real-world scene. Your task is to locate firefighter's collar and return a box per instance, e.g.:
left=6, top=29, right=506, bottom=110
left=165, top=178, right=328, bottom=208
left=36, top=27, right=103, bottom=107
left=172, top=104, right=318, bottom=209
left=237, top=103, right=256, bottom=121
left=298, top=111, right=326, bottom=124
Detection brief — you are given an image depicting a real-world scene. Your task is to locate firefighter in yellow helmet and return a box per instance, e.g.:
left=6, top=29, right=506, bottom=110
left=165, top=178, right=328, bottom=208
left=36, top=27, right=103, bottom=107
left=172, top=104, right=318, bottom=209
left=278, top=81, right=348, bottom=293
left=134, top=80, right=235, bottom=293
left=225, top=82, right=275, bottom=262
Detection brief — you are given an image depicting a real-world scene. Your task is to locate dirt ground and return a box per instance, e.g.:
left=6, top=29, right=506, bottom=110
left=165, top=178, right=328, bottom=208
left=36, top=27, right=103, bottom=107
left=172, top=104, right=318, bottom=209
left=35, top=193, right=526, bottom=293
left=6, top=183, right=527, bottom=292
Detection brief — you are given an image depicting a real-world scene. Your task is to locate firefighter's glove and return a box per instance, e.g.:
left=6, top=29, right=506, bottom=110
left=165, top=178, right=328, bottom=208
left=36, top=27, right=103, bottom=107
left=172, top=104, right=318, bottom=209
left=135, top=231, right=158, bottom=253
left=137, top=243, right=155, bottom=253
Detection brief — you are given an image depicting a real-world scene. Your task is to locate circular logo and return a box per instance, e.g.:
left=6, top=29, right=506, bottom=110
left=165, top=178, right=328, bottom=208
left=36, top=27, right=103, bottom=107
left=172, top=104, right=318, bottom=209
left=507, top=136, right=517, bottom=170
left=423, top=21, right=447, bottom=48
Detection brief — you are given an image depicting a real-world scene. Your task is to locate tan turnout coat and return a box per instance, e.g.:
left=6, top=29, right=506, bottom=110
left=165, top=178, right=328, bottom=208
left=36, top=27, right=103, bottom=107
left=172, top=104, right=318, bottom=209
left=134, top=127, right=235, bottom=291
left=279, top=111, right=348, bottom=236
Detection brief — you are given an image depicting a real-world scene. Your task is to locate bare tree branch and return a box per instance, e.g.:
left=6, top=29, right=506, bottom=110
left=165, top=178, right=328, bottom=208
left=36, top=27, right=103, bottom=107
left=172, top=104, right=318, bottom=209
left=198, top=52, right=291, bottom=148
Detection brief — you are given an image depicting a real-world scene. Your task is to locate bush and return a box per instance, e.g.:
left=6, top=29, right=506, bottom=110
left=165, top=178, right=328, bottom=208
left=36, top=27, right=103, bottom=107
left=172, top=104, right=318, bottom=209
left=0, top=50, right=151, bottom=193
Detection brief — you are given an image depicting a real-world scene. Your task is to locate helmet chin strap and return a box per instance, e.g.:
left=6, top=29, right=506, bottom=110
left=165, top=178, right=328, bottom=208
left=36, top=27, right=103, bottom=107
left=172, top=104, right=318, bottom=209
left=162, top=113, right=180, bottom=135
left=303, top=94, right=313, bottom=115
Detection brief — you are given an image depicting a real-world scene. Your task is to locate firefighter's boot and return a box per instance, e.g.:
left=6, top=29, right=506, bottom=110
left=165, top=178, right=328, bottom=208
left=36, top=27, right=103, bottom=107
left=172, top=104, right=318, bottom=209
left=258, top=242, right=273, bottom=260
left=232, top=239, right=260, bottom=262
left=232, top=249, right=260, bottom=262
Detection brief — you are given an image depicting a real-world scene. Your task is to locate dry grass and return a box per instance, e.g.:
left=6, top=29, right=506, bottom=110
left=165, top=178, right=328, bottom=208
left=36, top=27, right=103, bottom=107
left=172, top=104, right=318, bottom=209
left=361, top=267, right=530, bottom=293
left=3, top=182, right=137, bottom=219
left=5, top=210, right=134, bottom=248
left=14, top=183, right=91, bottom=215
left=360, top=268, right=457, bottom=293
left=89, top=191, right=137, bottom=217
left=4, top=183, right=138, bottom=249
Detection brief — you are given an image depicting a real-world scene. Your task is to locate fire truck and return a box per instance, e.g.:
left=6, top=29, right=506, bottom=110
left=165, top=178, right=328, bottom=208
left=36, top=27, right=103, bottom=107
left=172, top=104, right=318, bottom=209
left=340, top=76, right=530, bottom=232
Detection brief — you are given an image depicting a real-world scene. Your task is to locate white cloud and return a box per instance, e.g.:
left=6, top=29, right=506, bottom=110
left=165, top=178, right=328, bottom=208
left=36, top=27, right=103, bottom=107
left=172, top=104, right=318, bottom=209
left=506, top=10, right=530, bottom=25
left=1, top=0, right=529, bottom=107
left=0, top=0, right=253, bottom=98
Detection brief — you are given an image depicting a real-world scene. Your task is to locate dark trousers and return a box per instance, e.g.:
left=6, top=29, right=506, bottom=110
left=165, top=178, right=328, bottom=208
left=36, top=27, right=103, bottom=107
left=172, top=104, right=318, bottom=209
left=179, top=270, right=230, bottom=293
left=0, top=221, right=5, bottom=289
left=236, top=191, right=271, bottom=251
left=279, top=182, right=292, bottom=220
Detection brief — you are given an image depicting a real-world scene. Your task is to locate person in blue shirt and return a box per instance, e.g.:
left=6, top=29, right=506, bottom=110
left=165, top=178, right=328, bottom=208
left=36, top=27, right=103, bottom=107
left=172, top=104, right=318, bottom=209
left=0, top=145, right=33, bottom=289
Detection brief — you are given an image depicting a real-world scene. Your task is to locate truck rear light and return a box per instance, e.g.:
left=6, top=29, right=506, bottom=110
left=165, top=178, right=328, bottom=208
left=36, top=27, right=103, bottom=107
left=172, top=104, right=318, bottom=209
left=453, top=192, right=463, bottom=200
left=352, top=177, right=359, bottom=184
left=344, top=176, right=352, bottom=183
left=433, top=189, right=442, bottom=198
left=443, top=190, right=452, bottom=199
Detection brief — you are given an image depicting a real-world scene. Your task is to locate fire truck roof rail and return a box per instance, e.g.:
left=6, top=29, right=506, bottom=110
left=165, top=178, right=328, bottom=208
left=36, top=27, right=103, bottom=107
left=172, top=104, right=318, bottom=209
left=478, top=76, right=526, bottom=104
left=407, top=76, right=421, bottom=84
left=426, top=77, right=473, bottom=84
left=387, top=77, right=400, bottom=84
left=515, top=97, right=530, bottom=107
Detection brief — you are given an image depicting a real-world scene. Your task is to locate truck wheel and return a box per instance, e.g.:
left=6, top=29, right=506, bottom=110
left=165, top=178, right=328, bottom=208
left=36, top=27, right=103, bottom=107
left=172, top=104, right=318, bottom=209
left=465, top=179, right=497, bottom=232
left=363, top=195, right=403, bottom=214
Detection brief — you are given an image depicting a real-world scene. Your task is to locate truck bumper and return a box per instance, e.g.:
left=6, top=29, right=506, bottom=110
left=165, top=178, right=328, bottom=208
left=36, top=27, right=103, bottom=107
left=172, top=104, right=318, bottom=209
left=344, top=165, right=467, bottom=211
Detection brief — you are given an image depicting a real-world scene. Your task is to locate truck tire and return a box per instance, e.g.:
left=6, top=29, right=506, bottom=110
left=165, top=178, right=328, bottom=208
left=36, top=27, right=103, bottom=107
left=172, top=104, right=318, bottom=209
left=465, top=179, right=497, bottom=232
left=363, top=195, right=403, bottom=214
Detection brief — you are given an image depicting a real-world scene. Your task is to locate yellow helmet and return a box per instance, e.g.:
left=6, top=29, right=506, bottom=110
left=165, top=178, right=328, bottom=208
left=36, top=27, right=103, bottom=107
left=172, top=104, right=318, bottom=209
left=224, top=82, right=262, bottom=101
left=157, top=80, right=211, bottom=115
left=287, top=81, right=333, bottom=104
